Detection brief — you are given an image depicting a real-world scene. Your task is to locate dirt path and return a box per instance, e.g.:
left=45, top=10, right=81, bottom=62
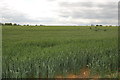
left=56, top=68, right=100, bottom=78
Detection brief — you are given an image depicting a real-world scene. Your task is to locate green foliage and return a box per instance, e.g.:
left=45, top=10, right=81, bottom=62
left=4, top=23, right=12, bottom=26
left=2, top=26, right=118, bottom=78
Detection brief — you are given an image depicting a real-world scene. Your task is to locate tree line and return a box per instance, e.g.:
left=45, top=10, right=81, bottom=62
left=0, top=23, right=20, bottom=26
left=0, top=23, right=118, bottom=27
left=0, top=23, right=45, bottom=26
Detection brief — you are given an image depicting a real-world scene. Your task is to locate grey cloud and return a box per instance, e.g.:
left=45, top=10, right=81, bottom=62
left=97, top=2, right=117, bottom=9
left=59, top=2, right=117, bottom=8
left=59, top=2, right=94, bottom=8
left=70, top=8, right=117, bottom=19
left=59, top=2, right=118, bottom=25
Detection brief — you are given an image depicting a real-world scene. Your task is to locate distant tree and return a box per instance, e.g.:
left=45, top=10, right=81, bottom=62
left=5, top=23, right=12, bottom=26
left=13, top=23, right=17, bottom=26
left=96, top=25, right=99, bottom=26
left=96, top=25, right=102, bottom=26
left=0, top=23, right=4, bottom=26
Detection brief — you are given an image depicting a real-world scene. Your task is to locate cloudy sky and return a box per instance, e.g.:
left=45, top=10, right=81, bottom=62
left=0, top=0, right=119, bottom=25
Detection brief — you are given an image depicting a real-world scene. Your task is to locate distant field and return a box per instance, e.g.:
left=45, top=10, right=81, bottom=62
left=2, top=25, right=118, bottom=78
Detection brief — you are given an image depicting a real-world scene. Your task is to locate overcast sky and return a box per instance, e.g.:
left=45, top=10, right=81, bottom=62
left=0, top=0, right=119, bottom=25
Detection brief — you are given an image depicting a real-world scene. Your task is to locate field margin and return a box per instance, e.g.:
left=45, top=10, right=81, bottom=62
left=0, top=23, right=2, bottom=80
